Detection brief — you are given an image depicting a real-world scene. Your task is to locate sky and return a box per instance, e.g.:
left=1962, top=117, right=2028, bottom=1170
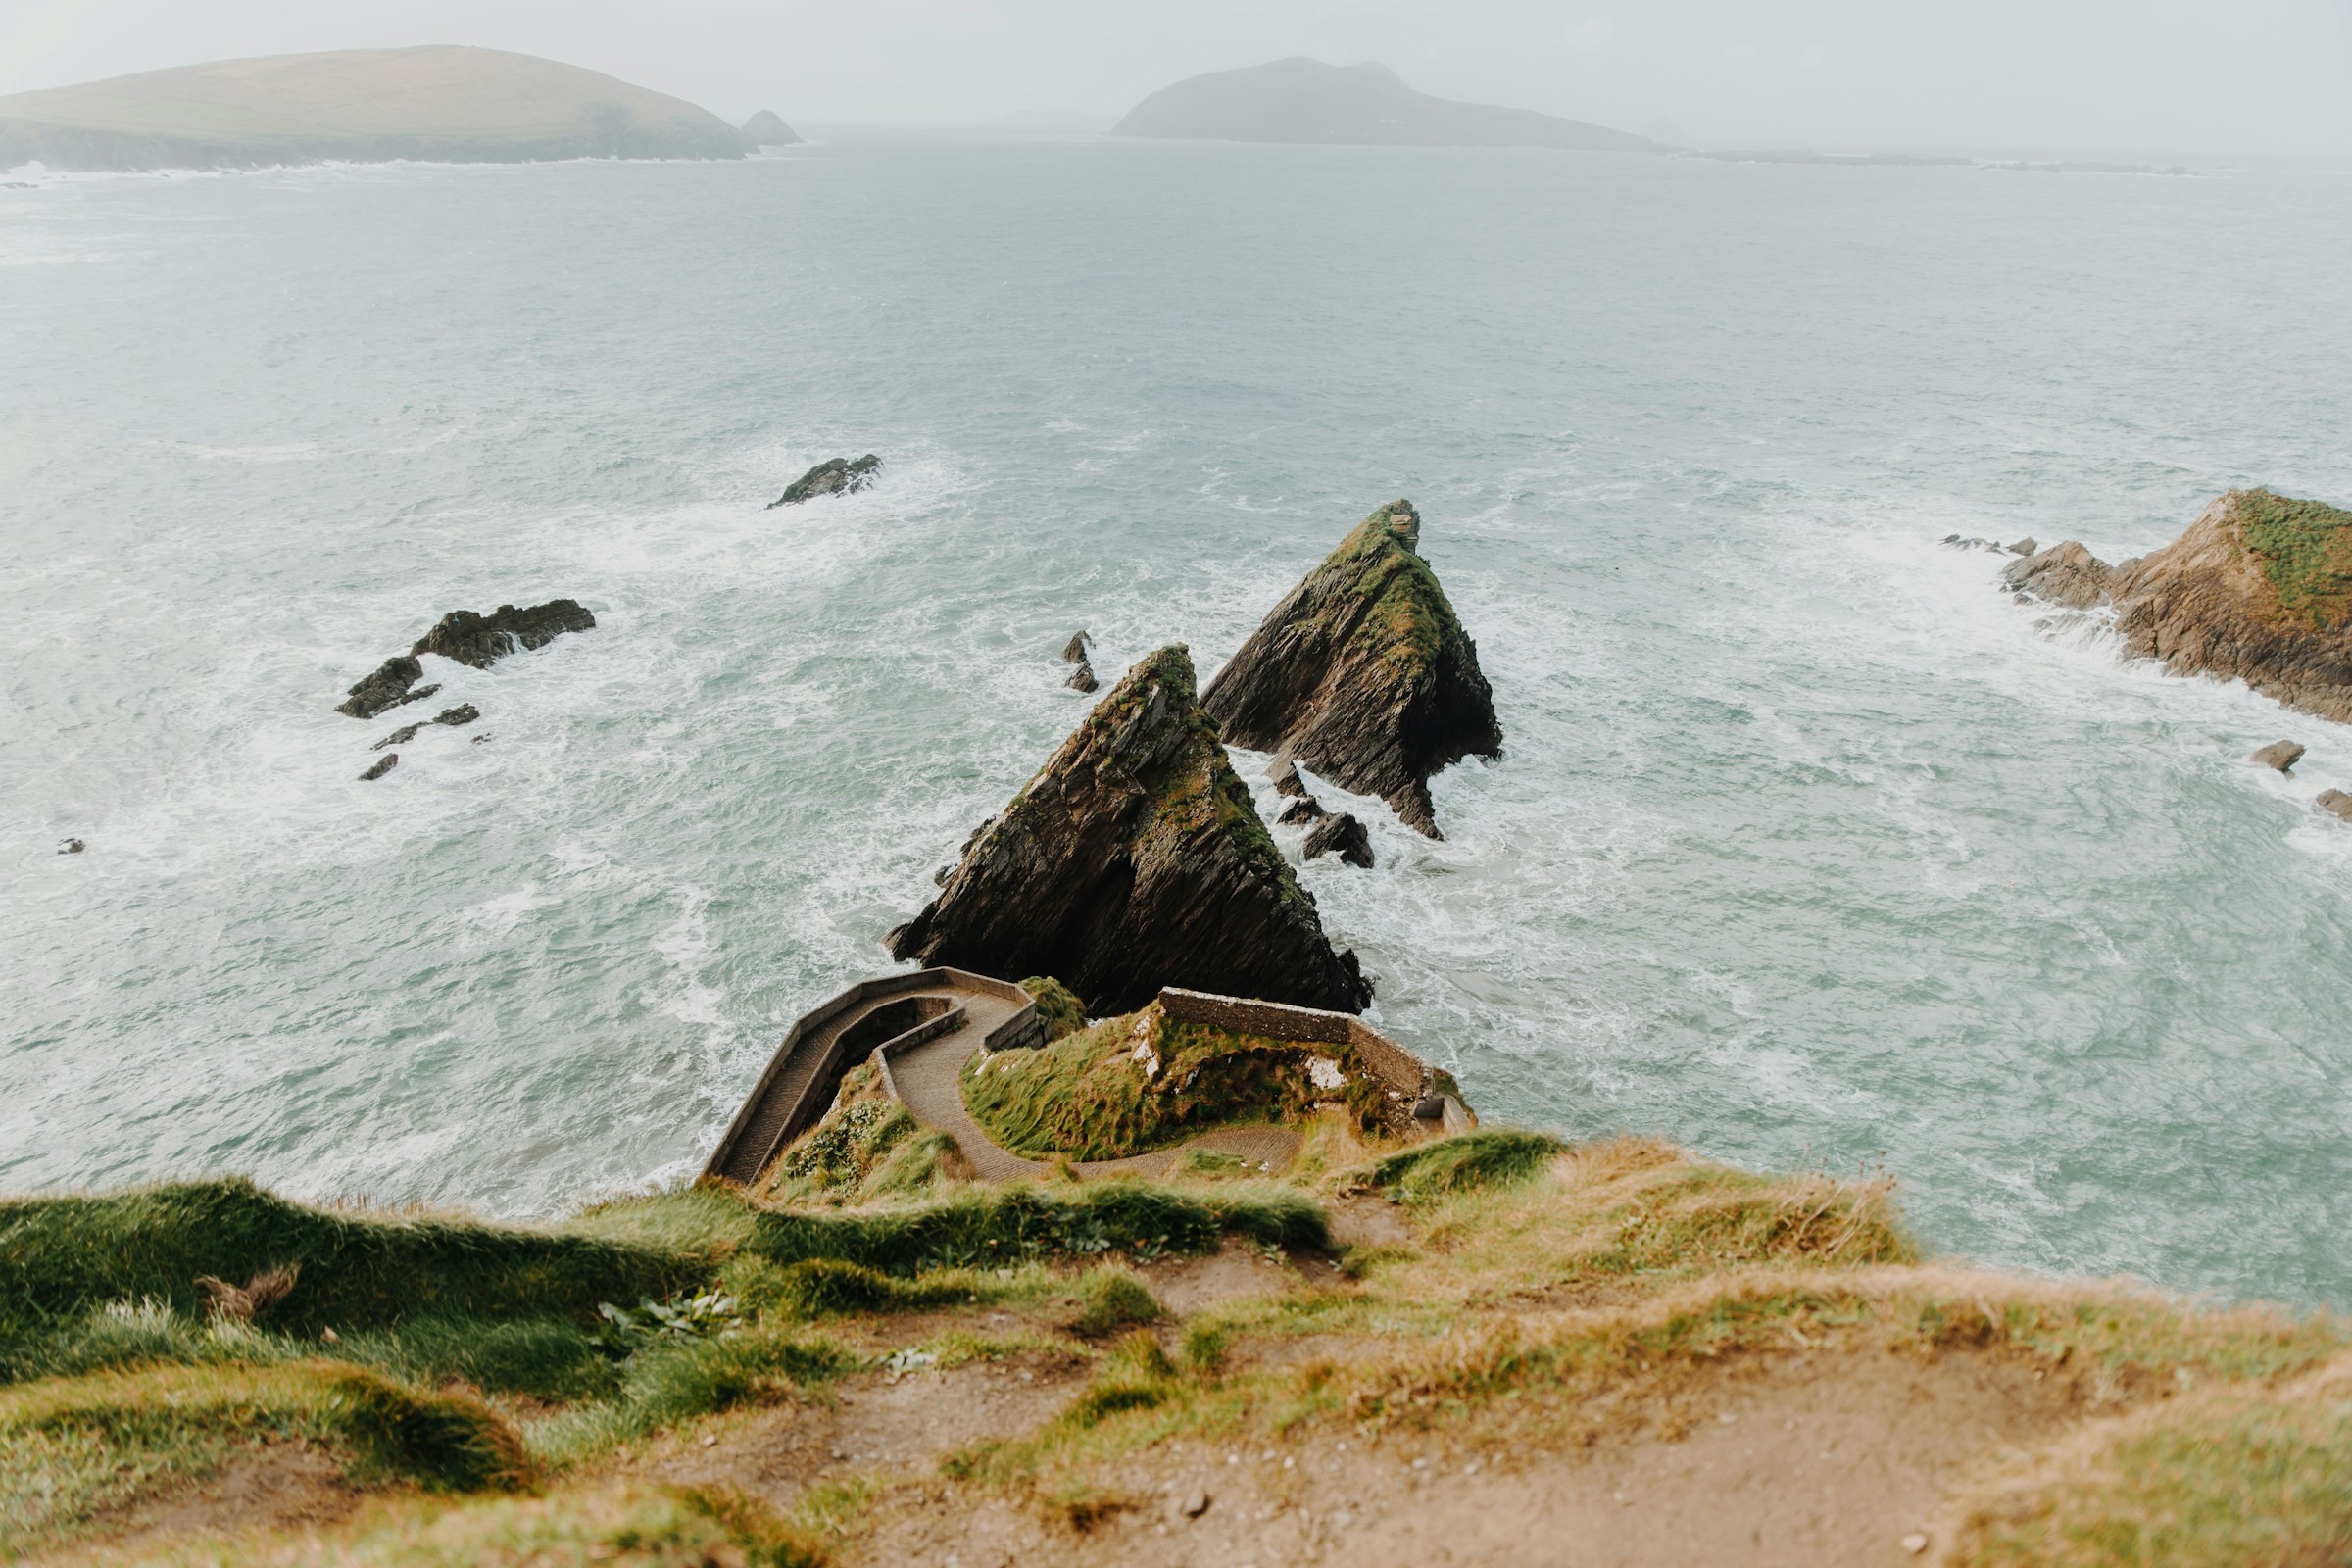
left=3, top=0, right=2349, bottom=155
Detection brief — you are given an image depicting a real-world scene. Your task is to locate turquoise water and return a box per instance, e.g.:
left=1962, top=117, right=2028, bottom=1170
left=4, top=138, right=2349, bottom=1304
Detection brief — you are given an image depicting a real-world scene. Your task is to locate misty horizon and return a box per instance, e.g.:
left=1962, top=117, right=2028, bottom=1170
left=4, top=0, right=2350, bottom=159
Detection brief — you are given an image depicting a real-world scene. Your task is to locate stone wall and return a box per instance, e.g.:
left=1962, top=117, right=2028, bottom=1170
left=1156, top=986, right=1431, bottom=1099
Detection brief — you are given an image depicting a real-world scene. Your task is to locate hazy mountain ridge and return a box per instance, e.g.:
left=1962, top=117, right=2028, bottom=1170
left=0, top=45, right=753, bottom=172
left=1114, top=56, right=1652, bottom=150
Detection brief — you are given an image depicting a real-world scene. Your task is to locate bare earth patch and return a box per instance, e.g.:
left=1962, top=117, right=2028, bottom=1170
left=42, top=1443, right=357, bottom=1564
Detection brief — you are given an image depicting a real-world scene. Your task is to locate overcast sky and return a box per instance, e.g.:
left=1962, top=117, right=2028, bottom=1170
left=5, top=0, right=2349, bottom=154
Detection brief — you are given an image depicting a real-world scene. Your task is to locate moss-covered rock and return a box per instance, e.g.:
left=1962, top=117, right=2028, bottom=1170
left=889, top=646, right=1370, bottom=1014
left=1202, top=501, right=1500, bottom=836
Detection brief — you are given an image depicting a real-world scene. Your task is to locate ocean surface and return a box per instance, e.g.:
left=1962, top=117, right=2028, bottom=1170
left=4, top=136, right=2349, bottom=1307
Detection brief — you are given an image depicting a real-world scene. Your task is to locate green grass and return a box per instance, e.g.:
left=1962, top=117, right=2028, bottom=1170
left=960, top=1009, right=1383, bottom=1161
left=2239, top=487, right=2352, bottom=630
left=526, top=1329, right=855, bottom=1467
left=1360, top=1130, right=1564, bottom=1204
left=1067, top=1266, right=1163, bottom=1338
left=1019, top=976, right=1088, bottom=1041
left=0, top=1179, right=697, bottom=1375
left=0, top=1360, right=526, bottom=1556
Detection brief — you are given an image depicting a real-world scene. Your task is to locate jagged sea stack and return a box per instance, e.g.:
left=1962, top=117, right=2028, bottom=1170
left=2004, top=489, right=2352, bottom=721
left=1202, top=500, right=1500, bottom=836
left=888, top=646, right=1372, bottom=1015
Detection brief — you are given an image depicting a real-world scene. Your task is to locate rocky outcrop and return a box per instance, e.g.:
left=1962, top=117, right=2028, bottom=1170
left=767, top=455, right=879, bottom=509
left=2002, top=490, right=2352, bottom=723
left=2320, top=790, right=2352, bottom=822
left=889, top=645, right=1372, bottom=1015
left=412, top=600, right=594, bottom=668
left=1277, top=796, right=1326, bottom=825
left=741, top=110, right=802, bottom=148
left=360, top=754, right=398, bottom=782
left=337, top=657, right=439, bottom=719
left=1303, top=812, right=1374, bottom=869
left=1062, top=630, right=1099, bottom=693
left=2253, top=741, right=2305, bottom=773
left=1203, top=501, right=1500, bottom=837
left=2001, top=541, right=2119, bottom=611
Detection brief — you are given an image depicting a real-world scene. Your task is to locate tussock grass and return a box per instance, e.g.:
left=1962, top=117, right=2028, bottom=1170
left=1067, top=1267, right=1163, bottom=1338
left=2240, top=487, right=2352, bottom=630
left=0, top=1179, right=695, bottom=1373
left=526, top=1329, right=854, bottom=1467
left=1359, top=1130, right=1563, bottom=1202
left=0, top=1360, right=525, bottom=1555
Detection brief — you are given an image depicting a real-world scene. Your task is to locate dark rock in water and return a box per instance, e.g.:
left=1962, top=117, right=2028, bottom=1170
left=1303, top=811, right=1375, bottom=869
left=2252, top=741, right=2305, bottom=773
left=360, top=754, right=398, bottom=782
left=1062, top=630, right=1093, bottom=663
left=767, top=454, right=880, bottom=509
left=2002, top=541, right=2120, bottom=611
left=2002, top=491, right=2352, bottom=723
left=337, top=656, right=433, bottom=719
left=889, top=644, right=1372, bottom=1015
left=1267, top=757, right=1308, bottom=798
left=58, top=837, right=84, bottom=855
left=2008, top=537, right=2039, bottom=557
left=373, top=722, right=423, bottom=752
left=740, top=109, right=803, bottom=148
left=412, top=600, right=594, bottom=669
left=1204, top=500, right=1500, bottom=837
left=433, top=704, right=480, bottom=727
left=1065, top=661, right=1100, bottom=694
left=1941, top=534, right=2004, bottom=552
left=1278, top=796, right=1326, bottom=825
left=470, top=734, right=493, bottom=746
left=2319, top=789, right=2352, bottom=822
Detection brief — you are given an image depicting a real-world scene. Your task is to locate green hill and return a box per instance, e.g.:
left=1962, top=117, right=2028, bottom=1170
left=0, top=46, right=750, bottom=172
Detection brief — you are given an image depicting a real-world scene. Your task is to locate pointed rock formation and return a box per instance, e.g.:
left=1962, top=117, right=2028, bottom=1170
left=1303, top=811, right=1374, bottom=868
left=2003, top=489, right=2352, bottom=721
left=1203, top=500, right=1500, bottom=836
left=889, top=645, right=1372, bottom=1015
left=741, top=109, right=803, bottom=148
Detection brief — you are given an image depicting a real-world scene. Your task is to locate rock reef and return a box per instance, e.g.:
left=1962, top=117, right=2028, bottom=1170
left=889, top=645, right=1371, bottom=1015
left=336, top=657, right=438, bottom=720
left=411, top=600, right=595, bottom=668
left=1203, top=501, right=1501, bottom=837
left=2003, top=489, right=2352, bottom=722
left=768, top=454, right=880, bottom=509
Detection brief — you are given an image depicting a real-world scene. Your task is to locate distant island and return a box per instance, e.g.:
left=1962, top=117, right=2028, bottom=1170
left=1112, top=57, right=1652, bottom=150
left=0, top=45, right=791, bottom=172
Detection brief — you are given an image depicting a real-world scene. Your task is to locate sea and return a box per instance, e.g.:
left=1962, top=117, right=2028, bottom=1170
left=4, top=135, right=2348, bottom=1308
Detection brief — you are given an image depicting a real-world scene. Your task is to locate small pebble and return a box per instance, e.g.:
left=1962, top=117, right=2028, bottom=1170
left=1901, top=1534, right=1931, bottom=1555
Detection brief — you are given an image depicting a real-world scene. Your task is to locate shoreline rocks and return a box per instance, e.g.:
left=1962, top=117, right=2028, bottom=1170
left=767, top=454, right=879, bottom=509
left=1303, top=812, right=1375, bottom=869
left=2320, top=790, right=2352, bottom=822
left=889, top=644, right=1372, bottom=1015
left=360, top=754, right=398, bottom=782
left=2001, top=489, right=2352, bottom=723
left=2252, top=741, right=2305, bottom=774
left=412, top=600, right=594, bottom=669
left=1203, top=500, right=1500, bottom=838
left=336, top=656, right=437, bottom=720
left=1062, top=630, right=1099, bottom=693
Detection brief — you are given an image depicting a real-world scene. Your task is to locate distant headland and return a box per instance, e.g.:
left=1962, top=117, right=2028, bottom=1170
left=1112, top=57, right=1653, bottom=151
left=0, top=45, right=794, bottom=173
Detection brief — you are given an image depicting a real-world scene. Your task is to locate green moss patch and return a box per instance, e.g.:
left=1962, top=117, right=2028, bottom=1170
left=2239, top=487, right=2352, bottom=630
left=1020, top=977, right=1089, bottom=1041
left=1360, top=1131, right=1565, bottom=1204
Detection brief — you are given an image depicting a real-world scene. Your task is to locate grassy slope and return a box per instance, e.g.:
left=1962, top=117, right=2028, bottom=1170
left=958, top=1006, right=1390, bottom=1160
left=2238, top=487, right=2352, bottom=631
left=5, top=1125, right=2346, bottom=1564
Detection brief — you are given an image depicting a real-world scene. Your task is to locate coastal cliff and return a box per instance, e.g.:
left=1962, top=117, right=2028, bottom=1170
left=2005, top=488, right=2352, bottom=720
left=889, top=646, right=1371, bottom=1014
left=1204, top=501, right=1501, bottom=836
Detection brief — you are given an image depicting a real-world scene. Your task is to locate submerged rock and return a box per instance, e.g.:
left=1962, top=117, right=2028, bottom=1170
left=2001, top=490, right=2352, bottom=723
left=2008, top=537, right=2039, bottom=557
left=412, top=600, right=594, bottom=669
left=1203, top=500, right=1500, bottom=837
left=2320, top=789, right=2352, bottom=822
left=58, top=837, right=84, bottom=855
left=360, top=754, right=398, bottom=782
left=2252, top=741, right=2306, bottom=773
left=889, top=645, right=1371, bottom=1015
left=1303, top=811, right=1375, bottom=868
left=767, top=454, right=880, bottom=509
left=336, top=656, right=438, bottom=719
left=433, top=703, right=480, bottom=727
left=372, top=722, right=423, bottom=752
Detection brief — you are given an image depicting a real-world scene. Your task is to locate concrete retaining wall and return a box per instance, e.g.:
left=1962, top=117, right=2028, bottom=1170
left=1154, top=986, right=1440, bottom=1102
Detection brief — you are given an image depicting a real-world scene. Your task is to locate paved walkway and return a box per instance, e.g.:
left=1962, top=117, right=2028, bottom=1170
left=889, top=1024, right=1302, bottom=1182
